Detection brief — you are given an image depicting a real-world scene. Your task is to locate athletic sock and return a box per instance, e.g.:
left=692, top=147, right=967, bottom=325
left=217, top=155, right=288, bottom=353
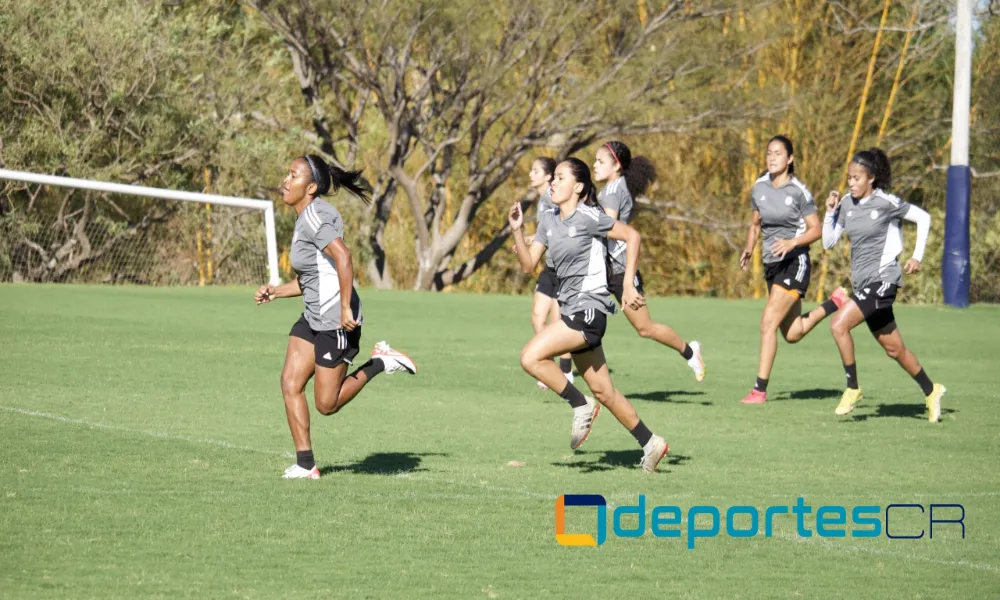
left=844, top=363, right=859, bottom=390
left=680, top=344, right=694, bottom=360
left=349, top=358, right=385, bottom=381
left=296, top=449, right=315, bottom=471
left=559, top=358, right=572, bottom=374
left=630, top=420, right=653, bottom=447
left=754, top=377, right=769, bottom=393
left=558, top=382, right=588, bottom=409
left=913, top=369, right=934, bottom=396
left=820, top=299, right=839, bottom=317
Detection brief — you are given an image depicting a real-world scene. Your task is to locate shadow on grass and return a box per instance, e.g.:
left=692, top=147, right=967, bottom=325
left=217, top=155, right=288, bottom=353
left=319, top=452, right=446, bottom=476
left=768, top=388, right=841, bottom=401
left=627, top=390, right=711, bottom=406
left=553, top=449, right=691, bottom=473
left=846, top=404, right=957, bottom=422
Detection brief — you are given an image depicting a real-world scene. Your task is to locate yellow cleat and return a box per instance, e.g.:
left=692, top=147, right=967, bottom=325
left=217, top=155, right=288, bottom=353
left=835, top=388, right=863, bottom=416
left=925, top=383, right=946, bottom=423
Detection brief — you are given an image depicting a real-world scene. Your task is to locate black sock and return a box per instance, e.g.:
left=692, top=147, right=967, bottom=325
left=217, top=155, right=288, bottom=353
left=913, top=368, right=934, bottom=396
left=559, top=358, right=572, bottom=374
left=296, top=449, right=315, bottom=471
left=630, top=420, right=654, bottom=447
left=820, top=299, right=839, bottom=317
left=754, top=377, right=768, bottom=393
left=844, top=363, right=859, bottom=390
left=558, top=382, right=588, bottom=409
left=349, top=358, right=385, bottom=381
left=680, top=344, right=694, bottom=360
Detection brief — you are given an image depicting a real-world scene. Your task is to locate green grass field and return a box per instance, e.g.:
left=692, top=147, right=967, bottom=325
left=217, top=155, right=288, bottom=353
left=1, top=285, right=998, bottom=599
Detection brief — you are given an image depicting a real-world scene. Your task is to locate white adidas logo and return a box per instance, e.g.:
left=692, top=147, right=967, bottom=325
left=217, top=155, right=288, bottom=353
left=784, top=279, right=791, bottom=285
left=322, top=352, right=333, bottom=360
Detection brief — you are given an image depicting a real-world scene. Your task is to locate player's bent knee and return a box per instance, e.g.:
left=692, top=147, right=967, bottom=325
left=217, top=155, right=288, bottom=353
left=519, top=349, right=539, bottom=375
left=884, top=344, right=903, bottom=360
left=636, top=325, right=656, bottom=339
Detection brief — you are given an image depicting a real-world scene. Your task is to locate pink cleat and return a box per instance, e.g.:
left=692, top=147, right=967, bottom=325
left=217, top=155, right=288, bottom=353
left=740, top=389, right=767, bottom=404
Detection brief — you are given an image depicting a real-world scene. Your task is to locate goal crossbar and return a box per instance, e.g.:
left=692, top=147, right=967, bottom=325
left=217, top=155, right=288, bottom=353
left=0, top=168, right=280, bottom=285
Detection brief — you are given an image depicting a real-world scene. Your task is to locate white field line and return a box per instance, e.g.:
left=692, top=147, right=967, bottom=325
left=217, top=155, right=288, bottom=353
left=3, top=405, right=997, bottom=573
left=0, top=405, right=293, bottom=459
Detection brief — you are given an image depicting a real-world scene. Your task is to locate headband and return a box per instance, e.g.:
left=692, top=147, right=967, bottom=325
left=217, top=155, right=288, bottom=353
left=852, top=155, right=875, bottom=173
left=303, top=155, right=322, bottom=194
left=604, top=143, right=622, bottom=169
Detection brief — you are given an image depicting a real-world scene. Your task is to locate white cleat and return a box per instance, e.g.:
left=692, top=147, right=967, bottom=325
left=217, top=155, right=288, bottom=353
left=570, top=396, right=600, bottom=450
left=282, top=464, right=320, bottom=479
left=640, top=435, right=669, bottom=473
left=372, top=341, right=417, bottom=375
left=537, top=380, right=549, bottom=391
left=564, top=370, right=574, bottom=385
left=687, top=341, right=705, bottom=382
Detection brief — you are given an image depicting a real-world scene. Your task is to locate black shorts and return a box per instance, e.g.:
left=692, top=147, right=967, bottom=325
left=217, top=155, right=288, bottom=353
left=561, top=309, right=608, bottom=355
left=764, top=252, right=811, bottom=298
left=852, top=282, right=898, bottom=333
left=608, top=270, right=645, bottom=305
left=535, top=266, right=559, bottom=299
left=289, top=314, right=362, bottom=368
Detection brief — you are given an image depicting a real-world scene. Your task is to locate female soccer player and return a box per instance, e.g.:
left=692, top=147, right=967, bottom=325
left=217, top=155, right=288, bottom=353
left=509, top=157, right=669, bottom=473
left=738, top=135, right=845, bottom=405
left=527, top=157, right=573, bottom=389
left=255, top=155, right=417, bottom=479
left=822, top=148, right=945, bottom=420
left=593, top=141, right=706, bottom=383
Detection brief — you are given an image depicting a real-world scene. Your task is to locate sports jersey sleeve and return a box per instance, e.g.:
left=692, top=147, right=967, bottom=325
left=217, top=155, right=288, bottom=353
left=902, top=204, right=931, bottom=262
left=588, top=209, right=617, bottom=237
left=534, top=211, right=550, bottom=247
left=798, top=187, right=817, bottom=217
left=600, top=185, right=629, bottom=217
left=311, top=205, right=344, bottom=250
left=823, top=199, right=845, bottom=249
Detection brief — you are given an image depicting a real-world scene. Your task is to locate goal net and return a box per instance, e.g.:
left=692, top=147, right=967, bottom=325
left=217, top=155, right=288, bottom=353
left=0, top=169, right=279, bottom=286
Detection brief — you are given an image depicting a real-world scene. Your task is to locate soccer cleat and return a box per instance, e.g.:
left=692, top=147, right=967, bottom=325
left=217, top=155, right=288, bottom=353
left=831, top=286, right=849, bottom=310
left=925, top=383, right=946, bottom=423
left=282, top=464, right=320, bottom=479
left=687, top=341, right=706, bottom=382
left=570, top=396, right=600, bottom=450
left=740, top=389, right=767, bottom=404
left=835, top=388, right=863, bottom=416
left=564, top=370, right=574, bottom=385
left=536, top=380, right=549, bottom=391
left=640, top=435, right=669, bottom=473
left=372, top=341, right=417, bottom=375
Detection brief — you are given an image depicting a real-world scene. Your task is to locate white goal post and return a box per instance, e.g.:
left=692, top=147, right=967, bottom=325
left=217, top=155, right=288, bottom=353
left=0, top=168, right=280, bottom=285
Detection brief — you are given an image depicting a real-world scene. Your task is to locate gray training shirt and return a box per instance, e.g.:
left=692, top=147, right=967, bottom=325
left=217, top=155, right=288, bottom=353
left=749, top=173, right=817, bottom=264
left=824, top=189, right=920, bottom=292
left=535, top=204, right=618, bottom=317
left=598, top=177, right=632, bottom=276
left=290, top=199, right=363, bottom=331
left=535, top=189, right=557, bottom=269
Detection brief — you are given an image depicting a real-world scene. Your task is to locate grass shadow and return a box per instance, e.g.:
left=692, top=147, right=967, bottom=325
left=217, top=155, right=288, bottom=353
left=768, top=388, right=841, bottom=401
left=319, top=452, right=447, bottom=476
left=553, top=450, right=691, bottom=473
left=627, top=390, right=711, bottom=406
left=847, top=404, right=957, bottom=422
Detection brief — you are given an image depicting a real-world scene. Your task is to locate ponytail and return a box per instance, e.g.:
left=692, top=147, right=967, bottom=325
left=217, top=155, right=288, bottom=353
left=301, top=154, right=372, bottom=204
